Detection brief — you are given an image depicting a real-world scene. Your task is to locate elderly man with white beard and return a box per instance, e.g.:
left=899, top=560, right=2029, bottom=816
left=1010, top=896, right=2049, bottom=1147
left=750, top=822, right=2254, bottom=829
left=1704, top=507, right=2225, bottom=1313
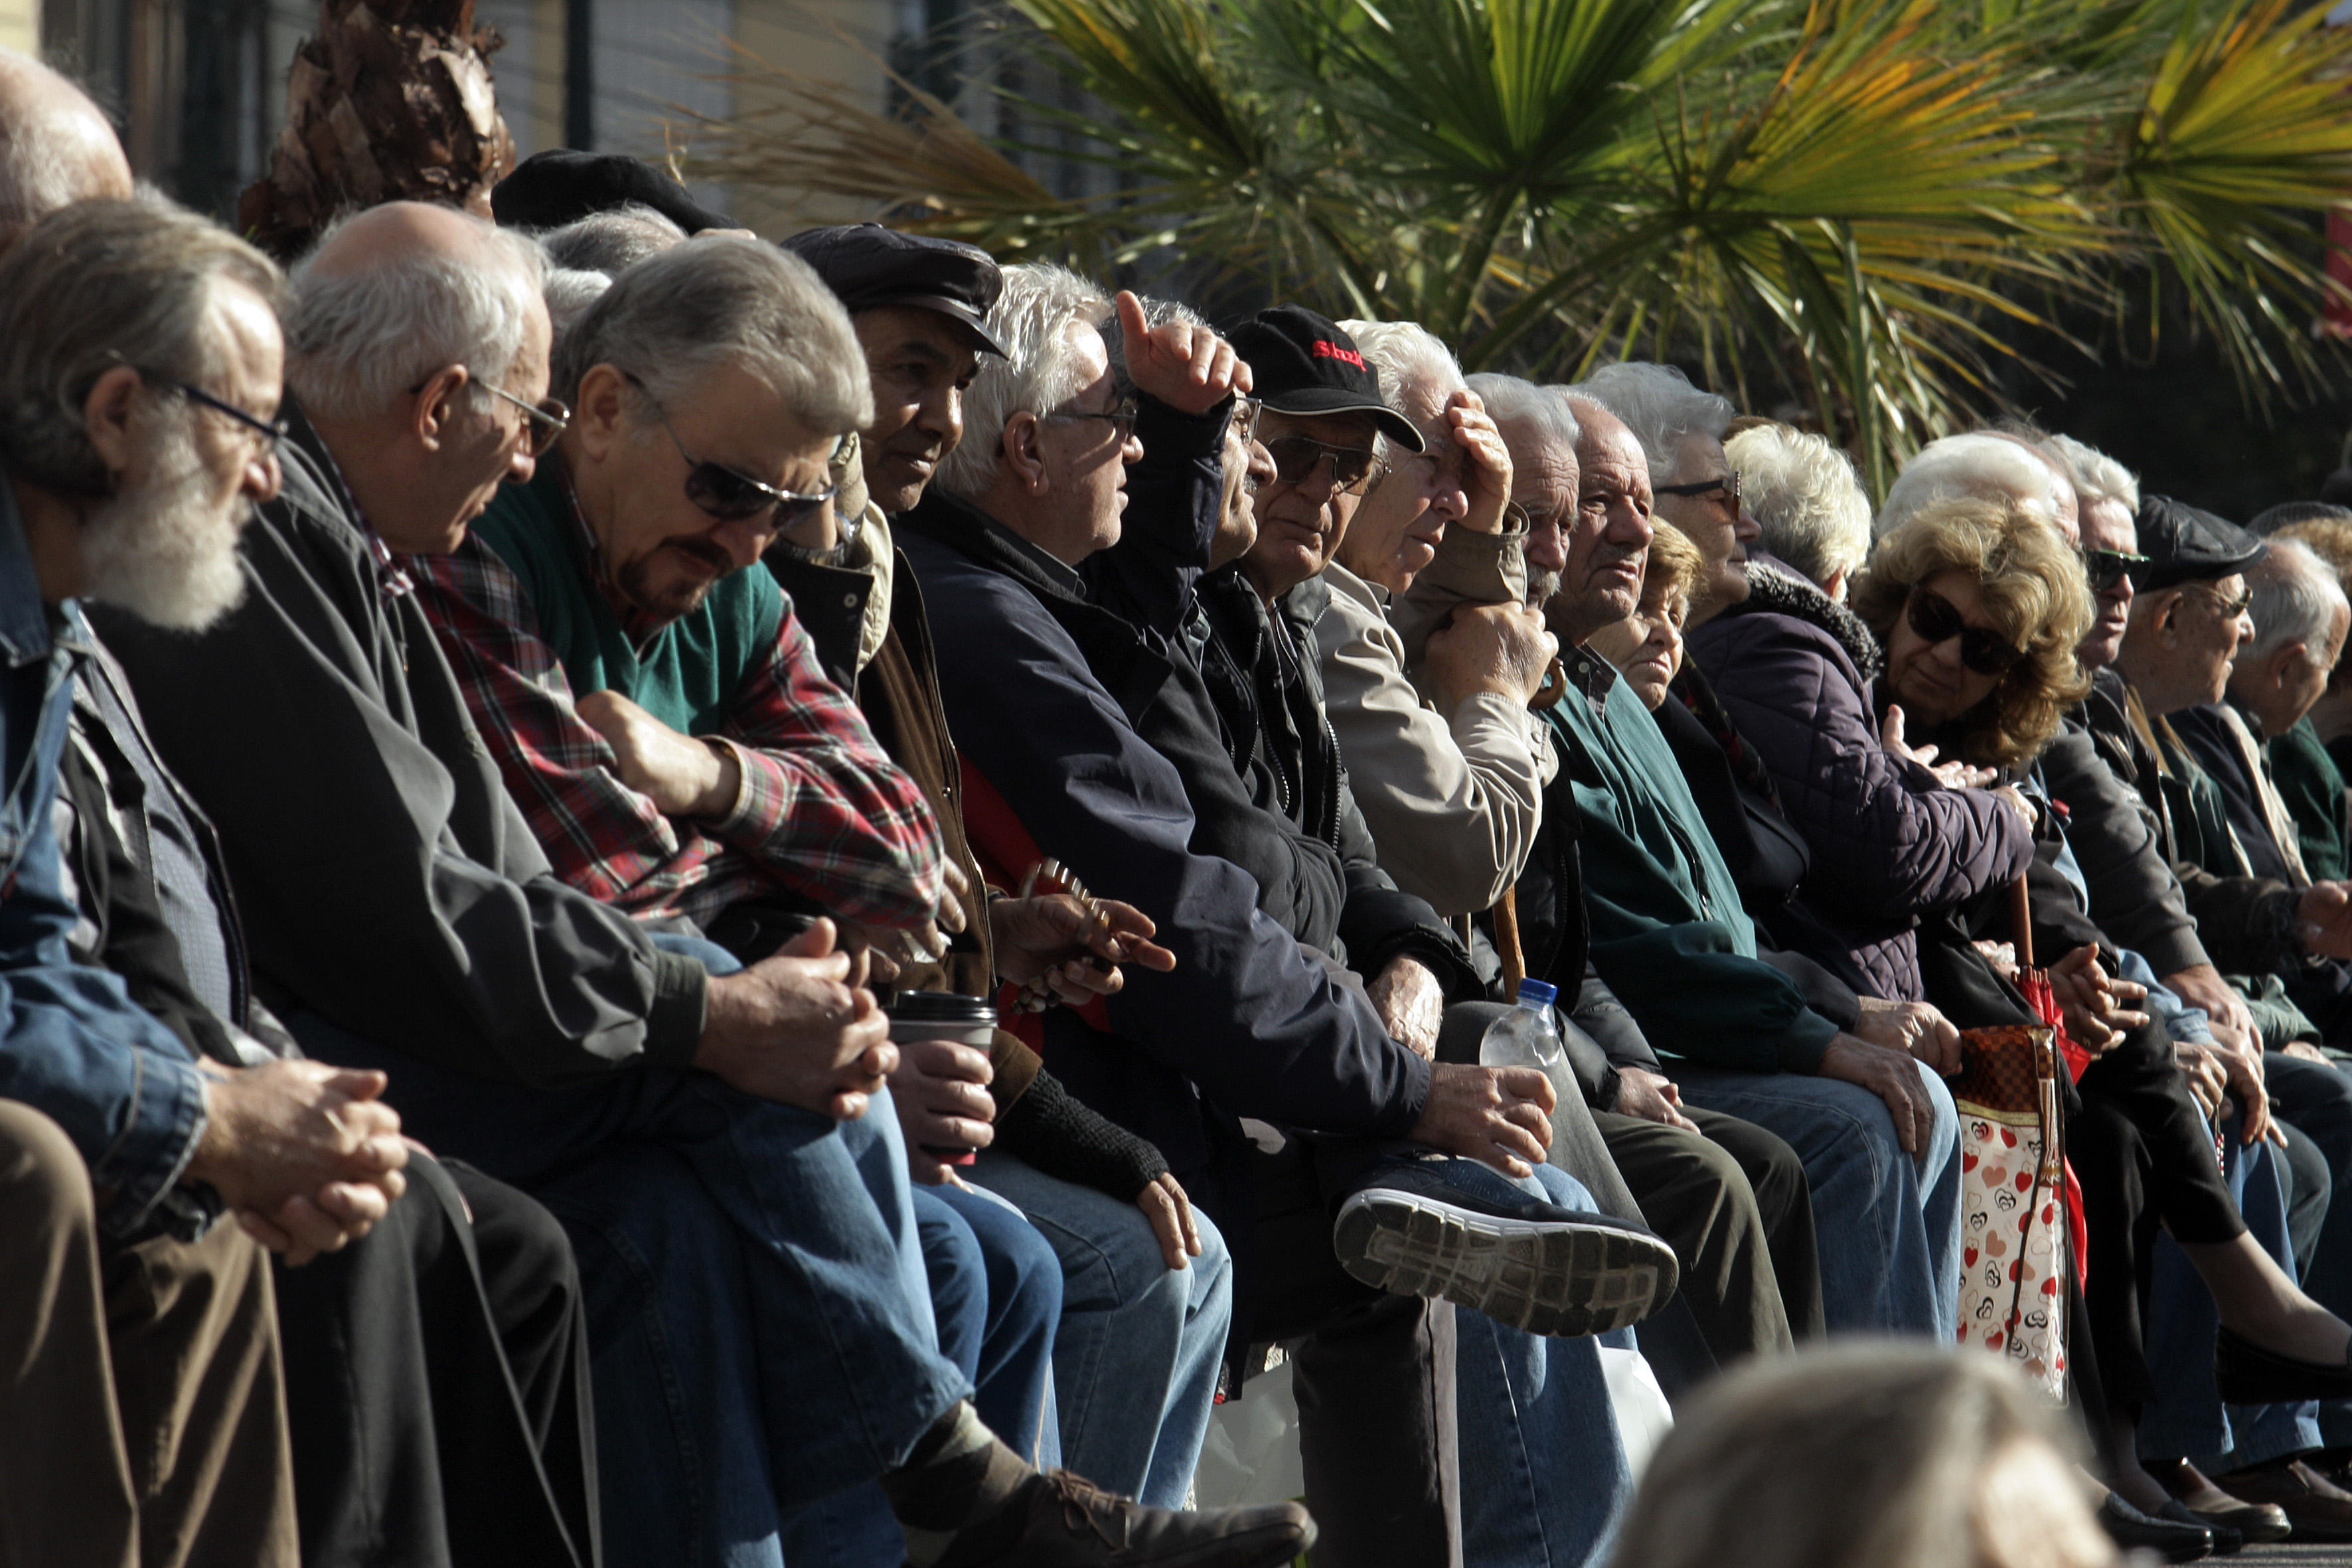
left=0, top=192, right=406, bottom=1568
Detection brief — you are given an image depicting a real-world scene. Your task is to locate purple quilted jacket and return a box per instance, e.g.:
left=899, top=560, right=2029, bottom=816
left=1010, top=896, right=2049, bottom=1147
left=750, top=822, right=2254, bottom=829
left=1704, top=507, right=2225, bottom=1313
left=1686, top=565, right=2034, bottom=1001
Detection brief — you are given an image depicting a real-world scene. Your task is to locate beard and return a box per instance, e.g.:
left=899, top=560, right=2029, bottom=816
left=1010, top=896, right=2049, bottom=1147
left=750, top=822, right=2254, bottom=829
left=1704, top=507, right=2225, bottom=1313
left=79, top=422, right=248, bottom=631
left=1526, top=568, right=1563, bottom=608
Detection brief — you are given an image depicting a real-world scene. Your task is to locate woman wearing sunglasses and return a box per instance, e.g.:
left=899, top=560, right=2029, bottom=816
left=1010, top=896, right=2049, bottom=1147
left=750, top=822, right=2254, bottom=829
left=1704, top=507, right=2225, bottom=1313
left=1691, top=495, right=2085, bottom=1008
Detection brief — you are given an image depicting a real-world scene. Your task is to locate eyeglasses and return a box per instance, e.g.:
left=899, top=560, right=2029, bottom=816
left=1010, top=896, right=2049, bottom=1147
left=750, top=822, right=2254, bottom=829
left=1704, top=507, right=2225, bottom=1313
left=166, top=380, right=289, bottom=451
left=479, top=381, right=571, bottom=457
left=2080, top=547, right=2148, bottom=595
left=626, top=374, right=836, bottom=531
left=1655, top=469, right=1743, bottom=506
left=1907, top=586, right=2025, bottom=676
left=2183, top=581, right=2254, bottom=620
left=1051, top=396, right=1140, bottom=442
left=1264, top=434, right=1387, bottom=496
left=1230, top=397, right=1263, bottom=445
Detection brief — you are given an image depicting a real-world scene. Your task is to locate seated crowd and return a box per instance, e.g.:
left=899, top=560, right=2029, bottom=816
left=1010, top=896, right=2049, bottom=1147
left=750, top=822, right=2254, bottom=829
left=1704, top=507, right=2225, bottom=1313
left=21, top=40, right=2352, bottom=1568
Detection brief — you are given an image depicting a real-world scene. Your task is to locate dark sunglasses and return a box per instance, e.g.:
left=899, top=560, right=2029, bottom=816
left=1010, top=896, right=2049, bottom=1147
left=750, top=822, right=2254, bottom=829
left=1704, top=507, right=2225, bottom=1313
left=627, top=374, right=836, bottom=530
left=1655, top=469, right=1742, bottom=505
left=2080, top=547, right=2148, bottom=595
left=1907, top=586, right=2025, bottom=676
left=1264, top=434, right=1386, bottom=496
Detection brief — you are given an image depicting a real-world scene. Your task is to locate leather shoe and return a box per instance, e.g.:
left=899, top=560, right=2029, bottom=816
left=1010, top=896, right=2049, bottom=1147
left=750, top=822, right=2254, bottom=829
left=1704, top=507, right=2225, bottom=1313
left=2152, top=1456, right=2293, bottom=1545
left=2213, top=1325, right=2352, bottom=1403
left=951, top=1471, right=1314, bottom=1566
left=2210, top=1459, right=2352, bottom=1543
left=2098, top=1494, right=2211, bottom=1562
left=2155, top=1499, right=2240, bottom=1555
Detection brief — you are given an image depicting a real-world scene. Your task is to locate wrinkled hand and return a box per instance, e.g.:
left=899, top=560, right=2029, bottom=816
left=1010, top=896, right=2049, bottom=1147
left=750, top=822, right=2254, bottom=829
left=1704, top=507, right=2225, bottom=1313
left=1614, top=1065, right=1697, bottom=1131
left=576, top=689, right=740, bottom=818
left=2177, top=1041, right=2228, bottom=1121
left=2207, top=1034, right=2280, bottom=1146
left=890, top=1036, right=996, bottom=1186
left=1408, top=1061, right=1555, bottom=1179
left=1114, top=290, right=1251, bottom=417
left=991, top=892, right=1175, bottom=1005
left=2161, top=965, right=2256, bottom=1053
left=1444, top=389, right=1514, bottom=536
left=2046, top=945, right=2147, bottom=1059
left=2298, top=883, right=2352, bottom=961
left=191, top=1059, right=410, bottom=1267
left=1369, top=955, right=1443, bottom=1061
left=1881, top=704, right=1997, bottom=789
left=1425, top=601, right=1558, bottom=710
left=1819, top=1035, right=1938, bottom=1155
left=838, top=864, right=982, bottom=982
left=1853, top=996, right=1964, bottom=1075
left=698, top=919, right=894, bottom=1118
left=1136, top=1172, right=1202, bottom=1271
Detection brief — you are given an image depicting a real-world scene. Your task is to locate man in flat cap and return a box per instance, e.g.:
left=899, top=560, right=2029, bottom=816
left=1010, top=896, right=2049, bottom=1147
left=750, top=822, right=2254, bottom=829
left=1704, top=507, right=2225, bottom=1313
left=776, top=224, right=1247, bottom=1514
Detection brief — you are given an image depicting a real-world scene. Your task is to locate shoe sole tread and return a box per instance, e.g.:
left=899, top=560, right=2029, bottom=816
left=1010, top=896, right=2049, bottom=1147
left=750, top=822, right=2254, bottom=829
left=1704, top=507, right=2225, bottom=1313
left=1332, top=1191, right=1674, bottom=1336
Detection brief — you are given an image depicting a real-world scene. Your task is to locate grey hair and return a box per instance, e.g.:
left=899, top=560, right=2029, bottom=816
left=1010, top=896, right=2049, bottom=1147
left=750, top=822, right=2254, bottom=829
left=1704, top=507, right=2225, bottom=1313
left=2044, top=432, right=2139, bottom=514
left=543, top=268, right=611, bottom=341
left=2246, top=536, right=2351, bottom=664
left=1724, top=424, right=1872, bottom=588
left=1877, top=432, right=2063, bottom=539
left=287, top=212, right=547, bottom=422
left=0, top=49, right=121, bottom=249
left=1567, top=361, right=1736, bottom=487
left=937, top=261, right=1110, bottom=498
left=1466, top=372, right=1580, bottom=453
left=555, top=234, right=872, bottom=437
left=0, top=193, right=285, bottom=495
left=1340, top=319, right=1462, bottom=417
left=538, top=202, right=686, bottom=278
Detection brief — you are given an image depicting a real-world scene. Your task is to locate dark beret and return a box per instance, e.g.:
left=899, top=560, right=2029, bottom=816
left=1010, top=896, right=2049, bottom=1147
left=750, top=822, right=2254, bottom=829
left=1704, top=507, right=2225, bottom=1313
left=491, top=149, right=736, bottom=236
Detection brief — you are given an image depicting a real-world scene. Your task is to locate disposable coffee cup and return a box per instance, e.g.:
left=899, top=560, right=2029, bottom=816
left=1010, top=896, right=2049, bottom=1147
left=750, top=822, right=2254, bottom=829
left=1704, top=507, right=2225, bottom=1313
left=885, top=991, right=997, bottom=1165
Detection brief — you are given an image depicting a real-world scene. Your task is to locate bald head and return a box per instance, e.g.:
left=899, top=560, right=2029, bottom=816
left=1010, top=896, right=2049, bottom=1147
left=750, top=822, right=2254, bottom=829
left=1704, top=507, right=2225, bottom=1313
left=0, top=49, right=132, bottom=253
left=303, top=199, right=514, bottom=283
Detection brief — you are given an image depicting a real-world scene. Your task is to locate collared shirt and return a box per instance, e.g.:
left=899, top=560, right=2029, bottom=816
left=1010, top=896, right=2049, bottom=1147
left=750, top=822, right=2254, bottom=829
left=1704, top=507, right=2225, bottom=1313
left=0, top=469, right=211, bottom=1237
left=406, top=461, right=943, bottom=931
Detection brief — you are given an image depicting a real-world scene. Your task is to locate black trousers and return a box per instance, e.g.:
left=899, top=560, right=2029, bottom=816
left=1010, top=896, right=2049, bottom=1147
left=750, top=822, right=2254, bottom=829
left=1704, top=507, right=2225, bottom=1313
left=1594, top=1105, right=1824, bottom=1358
left=272, top=1152, right=599, bottom=1568
left=1249, top=1135, right=1459, bottom=1568
left=2071, top=1018, right=2246, bottom=1408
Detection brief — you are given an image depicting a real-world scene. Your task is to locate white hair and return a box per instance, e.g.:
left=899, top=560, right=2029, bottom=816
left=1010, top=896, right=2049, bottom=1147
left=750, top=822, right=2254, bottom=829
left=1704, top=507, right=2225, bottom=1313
left=538, top=203, right=686, bottom=277
left=554, top=234, right=872, bottom=437
left=1340, top=319, right=1464, bottom=415
left=1466, top=372, right=1580, bottom=454
left=2044, top=432, right=2139, bottom=514
left=288, top=213, right=548, bottom=422
left=1877, top=432, right=2063, bottom=539
left=2246, top=536, right=2351, bottom=665
left=1724, top=424, right=1872, bottom=588
left=543, top=267, right=611, bottom=340
left=1567, top=361, right=1735, bottom=486
left=937, top=261, right=1110, bottom=498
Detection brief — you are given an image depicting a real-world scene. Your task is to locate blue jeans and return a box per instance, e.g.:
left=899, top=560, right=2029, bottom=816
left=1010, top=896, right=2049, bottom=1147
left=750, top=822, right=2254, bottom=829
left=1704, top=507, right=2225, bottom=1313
left=288, top=1002, right=970, bottom=1568
left=2138, top=1117, right=2321, bottom=1470
left=966, top=1151, right=1232, bottom=1506
left=2263, top=1050, right=2352, bottom=1449
left=1675, top=1058, right=1962, bottom=1338
left=1447, top=1160, right=1634, bottom=1568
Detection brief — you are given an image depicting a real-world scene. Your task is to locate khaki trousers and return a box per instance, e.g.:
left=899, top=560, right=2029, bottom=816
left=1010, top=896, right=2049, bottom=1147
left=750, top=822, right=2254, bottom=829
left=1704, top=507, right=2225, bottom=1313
left=0, top=1098, right=295, bottom=1568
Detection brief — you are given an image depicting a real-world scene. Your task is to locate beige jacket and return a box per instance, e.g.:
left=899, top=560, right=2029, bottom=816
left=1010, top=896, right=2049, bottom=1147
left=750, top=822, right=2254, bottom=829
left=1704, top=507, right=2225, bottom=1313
left=1312, top=560, right=1556, bottom=917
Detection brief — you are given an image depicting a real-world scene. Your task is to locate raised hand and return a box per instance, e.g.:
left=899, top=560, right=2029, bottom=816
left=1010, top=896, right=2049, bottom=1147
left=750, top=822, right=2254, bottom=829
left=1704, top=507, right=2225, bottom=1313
left=1113, top=290, right=1252, bottom=417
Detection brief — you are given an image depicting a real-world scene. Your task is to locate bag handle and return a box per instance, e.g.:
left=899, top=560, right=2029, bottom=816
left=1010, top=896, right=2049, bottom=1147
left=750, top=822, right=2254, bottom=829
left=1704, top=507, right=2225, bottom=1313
left=2008, top=875, right=2035, bottom=972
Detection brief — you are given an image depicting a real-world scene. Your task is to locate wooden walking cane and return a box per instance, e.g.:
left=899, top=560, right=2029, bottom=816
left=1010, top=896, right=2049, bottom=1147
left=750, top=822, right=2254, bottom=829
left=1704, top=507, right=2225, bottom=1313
left=1490, top=653, right=1565, bottom=993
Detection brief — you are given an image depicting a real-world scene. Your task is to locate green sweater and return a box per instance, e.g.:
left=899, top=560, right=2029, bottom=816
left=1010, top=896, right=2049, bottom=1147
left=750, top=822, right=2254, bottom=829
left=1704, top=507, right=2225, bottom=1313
left=1544, top=650, right=1839, bottom=1075
left=471, top=465, right=782, bottom=735
left=2270, top=716, right=2350, bottom=884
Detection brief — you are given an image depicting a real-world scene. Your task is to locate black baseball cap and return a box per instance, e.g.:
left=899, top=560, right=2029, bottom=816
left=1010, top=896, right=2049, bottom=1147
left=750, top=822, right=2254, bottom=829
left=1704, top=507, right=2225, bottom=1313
left=2134, top=495, right=2267, bottom=591
left=1223, top=305, right=1425, bottom=452
left=779, top=224, right=1007, bottom=358
left=492, top=149, right=737, bottom=235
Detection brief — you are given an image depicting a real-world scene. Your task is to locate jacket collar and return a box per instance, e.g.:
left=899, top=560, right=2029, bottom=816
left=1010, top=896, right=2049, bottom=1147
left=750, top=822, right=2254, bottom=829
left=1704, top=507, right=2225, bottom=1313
left=902, top=485, right=1091, bottom=607
left=0, top=465, right=52, bottom=666
left=1717, top=559, right=1883, bottom=680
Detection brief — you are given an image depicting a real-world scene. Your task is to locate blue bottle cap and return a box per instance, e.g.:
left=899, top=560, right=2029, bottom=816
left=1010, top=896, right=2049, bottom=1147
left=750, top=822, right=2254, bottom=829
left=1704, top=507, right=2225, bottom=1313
left=1516, top=979, right=1558, bottom=1007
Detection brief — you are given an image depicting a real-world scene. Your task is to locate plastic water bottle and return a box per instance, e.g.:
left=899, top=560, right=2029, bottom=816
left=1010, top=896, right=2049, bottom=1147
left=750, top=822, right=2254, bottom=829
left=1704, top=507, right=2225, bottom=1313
left=1479, top=979, right=1575, bottom=1166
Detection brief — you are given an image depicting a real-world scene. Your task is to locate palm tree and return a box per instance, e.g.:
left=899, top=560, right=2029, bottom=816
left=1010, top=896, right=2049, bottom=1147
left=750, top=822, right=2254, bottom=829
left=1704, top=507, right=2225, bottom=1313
left=677, top=0, right=2352, bottom=484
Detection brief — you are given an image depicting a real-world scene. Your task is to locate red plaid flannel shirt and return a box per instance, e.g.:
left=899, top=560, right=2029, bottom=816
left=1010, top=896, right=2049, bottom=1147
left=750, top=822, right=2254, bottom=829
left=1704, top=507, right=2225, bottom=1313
left=407, top=534, right=943, bottom=931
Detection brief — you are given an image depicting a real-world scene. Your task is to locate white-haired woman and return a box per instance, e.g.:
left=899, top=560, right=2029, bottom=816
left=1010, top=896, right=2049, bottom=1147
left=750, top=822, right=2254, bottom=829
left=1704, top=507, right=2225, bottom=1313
left=1723, top=422, right=1872, bottom=602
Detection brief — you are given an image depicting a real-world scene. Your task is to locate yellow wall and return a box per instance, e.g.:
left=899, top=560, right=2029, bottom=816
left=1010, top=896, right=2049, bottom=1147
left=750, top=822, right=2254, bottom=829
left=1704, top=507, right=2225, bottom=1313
left=0, top=0, right=39, bottom=56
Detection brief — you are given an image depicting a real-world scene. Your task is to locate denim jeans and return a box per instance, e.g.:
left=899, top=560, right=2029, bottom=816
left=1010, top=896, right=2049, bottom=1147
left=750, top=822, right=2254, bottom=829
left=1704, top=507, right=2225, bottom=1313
left=288, top=1006, right=970, bottom=1568
left=965, top=1151, right=1232, bottom=1506
left=2138, top=1117, right=2321, bottom=1470
left=1445, top=1160, right=1636, bottom=1568
left=2263, top=1050, right=2352, bottom=1449
left=785, top=1181, right=1066, bottom=1568
left=1674, top=1058, right=1962, bottom=1338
